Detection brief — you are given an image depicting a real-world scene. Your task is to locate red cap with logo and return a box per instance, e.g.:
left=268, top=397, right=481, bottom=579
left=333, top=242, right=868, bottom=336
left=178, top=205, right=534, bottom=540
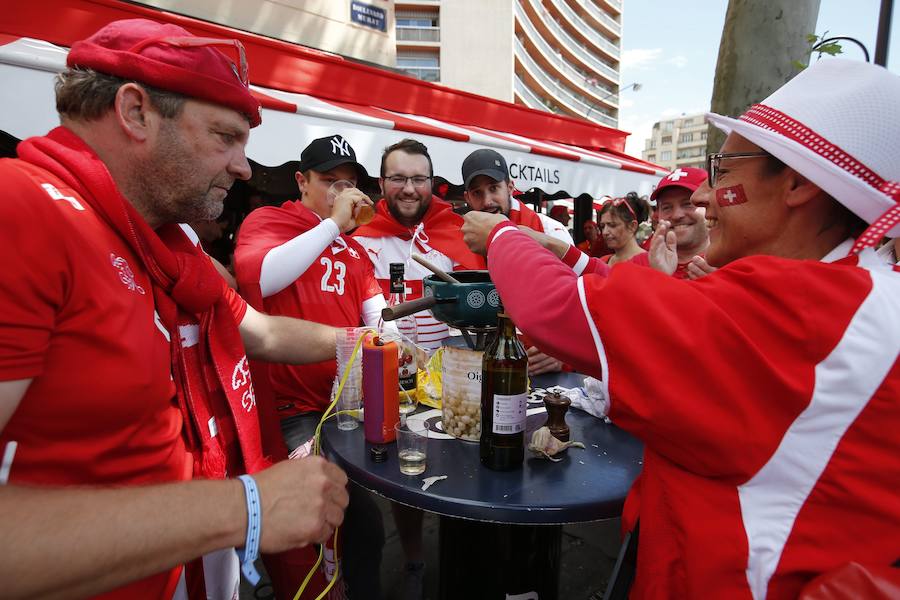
left=650, top=167, right=707, bottom=200
left=67, top=19, right=262, bottom=127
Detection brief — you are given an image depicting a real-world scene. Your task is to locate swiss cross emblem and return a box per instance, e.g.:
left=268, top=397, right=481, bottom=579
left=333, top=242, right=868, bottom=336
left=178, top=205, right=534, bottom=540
left=110, top=254, right=145, bottom=294
left=330, top=136, right=351, bottom=157
left=667, top=168, right=689, bottom=182
left=716, top=185, right=748, bottom=207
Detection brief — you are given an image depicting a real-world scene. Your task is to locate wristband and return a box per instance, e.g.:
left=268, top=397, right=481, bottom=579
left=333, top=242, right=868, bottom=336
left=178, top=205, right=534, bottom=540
left=236, top=474, right=262, bottom=585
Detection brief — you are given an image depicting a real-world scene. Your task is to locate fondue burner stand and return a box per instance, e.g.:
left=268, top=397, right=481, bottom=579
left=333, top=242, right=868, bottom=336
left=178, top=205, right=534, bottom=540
left=458, top=325, right=497, bottom=351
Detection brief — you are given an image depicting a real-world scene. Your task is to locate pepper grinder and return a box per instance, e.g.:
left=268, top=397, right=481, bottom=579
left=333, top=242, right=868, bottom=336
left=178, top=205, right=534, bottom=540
left=542, top=392, right=571, bottom=443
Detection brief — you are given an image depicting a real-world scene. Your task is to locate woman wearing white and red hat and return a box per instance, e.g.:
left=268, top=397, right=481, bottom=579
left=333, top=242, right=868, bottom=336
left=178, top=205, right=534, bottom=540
left=463, top=58, right=900, bottom=599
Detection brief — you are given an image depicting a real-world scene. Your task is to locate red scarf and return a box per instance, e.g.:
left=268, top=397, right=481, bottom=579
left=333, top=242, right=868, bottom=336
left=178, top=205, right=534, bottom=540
left=508, top=198, right=545, bottom=232
left=18, top=127, right=268, bottom=478
left=353, top=196, right=485, bottom=269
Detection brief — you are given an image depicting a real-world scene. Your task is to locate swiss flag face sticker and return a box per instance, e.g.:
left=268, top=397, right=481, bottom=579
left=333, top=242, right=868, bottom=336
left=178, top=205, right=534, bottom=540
left=716, top=185, right=748, bottom=207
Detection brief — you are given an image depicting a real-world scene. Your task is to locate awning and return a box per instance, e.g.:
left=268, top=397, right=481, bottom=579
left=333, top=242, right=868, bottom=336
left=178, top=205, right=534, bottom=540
left=1, top=0, right=667, bottom=198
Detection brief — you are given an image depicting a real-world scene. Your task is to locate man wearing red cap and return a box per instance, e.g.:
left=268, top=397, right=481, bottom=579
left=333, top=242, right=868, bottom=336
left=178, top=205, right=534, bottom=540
left=0, top=19, right=348, bottom=599
left=463, top=58, right=900, bottom=598
left=645, top=167, right=712, bottom=279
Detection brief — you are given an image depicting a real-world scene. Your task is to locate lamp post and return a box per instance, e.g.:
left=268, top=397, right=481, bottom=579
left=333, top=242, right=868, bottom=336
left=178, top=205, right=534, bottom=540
left=585, top=82, right=641, bottom=120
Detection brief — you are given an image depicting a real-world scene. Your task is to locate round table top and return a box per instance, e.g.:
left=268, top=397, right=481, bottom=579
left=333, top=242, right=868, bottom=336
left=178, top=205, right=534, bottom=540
left=322, top=371, right=644, bottom=525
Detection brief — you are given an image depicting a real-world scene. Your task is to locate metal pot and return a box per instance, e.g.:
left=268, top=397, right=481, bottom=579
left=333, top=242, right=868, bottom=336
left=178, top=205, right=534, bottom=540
left=381, top=270, right=500, bottom=328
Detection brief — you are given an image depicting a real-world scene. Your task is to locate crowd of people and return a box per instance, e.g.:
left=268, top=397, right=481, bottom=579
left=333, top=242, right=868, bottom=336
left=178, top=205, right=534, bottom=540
left=1, top=16, right=898, bottom=600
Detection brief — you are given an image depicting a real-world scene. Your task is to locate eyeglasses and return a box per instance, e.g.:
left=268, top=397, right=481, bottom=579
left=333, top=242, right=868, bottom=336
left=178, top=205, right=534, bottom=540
left=384, top=175, right=432, bottom=188
left=706, top=151, right=770, bottom=187
left=129, top=36, right=249, bottom=86
left=603, top=197, right=637, bottom=222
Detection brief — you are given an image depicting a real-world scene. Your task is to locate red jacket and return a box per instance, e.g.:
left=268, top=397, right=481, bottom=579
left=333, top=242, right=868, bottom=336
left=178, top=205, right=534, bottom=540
left=485, top=224, right=900, bottom=600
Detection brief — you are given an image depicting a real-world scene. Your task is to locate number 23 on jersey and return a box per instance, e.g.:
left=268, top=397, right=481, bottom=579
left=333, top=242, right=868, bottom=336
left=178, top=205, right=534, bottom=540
left=320, top=257, right=346, bottom=295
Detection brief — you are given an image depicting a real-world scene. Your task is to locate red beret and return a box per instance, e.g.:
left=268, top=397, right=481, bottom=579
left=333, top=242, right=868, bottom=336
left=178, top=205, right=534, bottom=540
left=67, top=19, right=261, bottom=127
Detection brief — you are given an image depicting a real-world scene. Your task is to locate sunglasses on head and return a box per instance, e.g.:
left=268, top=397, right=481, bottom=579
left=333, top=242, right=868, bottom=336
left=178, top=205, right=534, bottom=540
left=128, top=36, right=249, bottom=86
left=604, top=197, right=637, bottom=222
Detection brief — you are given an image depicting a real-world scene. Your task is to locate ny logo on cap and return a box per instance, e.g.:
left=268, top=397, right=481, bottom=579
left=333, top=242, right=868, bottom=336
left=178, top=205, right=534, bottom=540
left=331, top=136, right=351, bottom=157
left=495, top=160, right=501, bottom=167
left=667, top=168, right=689, bottom=181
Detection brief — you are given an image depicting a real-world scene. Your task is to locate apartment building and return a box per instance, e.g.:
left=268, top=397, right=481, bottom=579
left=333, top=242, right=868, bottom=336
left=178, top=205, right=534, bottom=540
left=134, top=0, right=397, bottom=66
left=396, top=0, right=623, bottom=128
left=642, top=113, right=709, bottom=172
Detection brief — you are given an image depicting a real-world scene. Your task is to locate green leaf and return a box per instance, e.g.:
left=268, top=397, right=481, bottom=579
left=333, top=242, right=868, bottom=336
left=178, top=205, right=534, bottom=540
left=806, top=33, right=819, bottom=44
left=792, top=60, right=808, bottom=70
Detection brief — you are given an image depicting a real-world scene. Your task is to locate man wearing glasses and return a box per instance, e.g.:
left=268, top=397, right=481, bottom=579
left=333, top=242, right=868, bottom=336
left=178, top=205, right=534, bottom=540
left=462, top=58, right=900, bottom=598
left=353, top=138, right=484, bottom=351
left=0, top=20, right=349, bottom=599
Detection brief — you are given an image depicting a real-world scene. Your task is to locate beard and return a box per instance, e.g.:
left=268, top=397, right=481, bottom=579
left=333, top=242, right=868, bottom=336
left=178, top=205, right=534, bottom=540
left=386, top=191, right=430, bottom=226
left=129, top=119, right=230, bottom=227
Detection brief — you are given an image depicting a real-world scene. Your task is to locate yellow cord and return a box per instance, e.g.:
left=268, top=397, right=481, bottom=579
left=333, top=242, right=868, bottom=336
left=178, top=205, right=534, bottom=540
left=292, top=330, right=371, bottom=600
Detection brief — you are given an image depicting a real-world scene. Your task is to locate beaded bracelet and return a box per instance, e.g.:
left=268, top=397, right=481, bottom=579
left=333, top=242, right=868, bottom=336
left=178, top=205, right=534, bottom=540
left=236, top=474, right=262, bottom=585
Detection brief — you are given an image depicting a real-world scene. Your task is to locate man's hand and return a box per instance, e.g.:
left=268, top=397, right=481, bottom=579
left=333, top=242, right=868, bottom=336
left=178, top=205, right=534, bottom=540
left=462, top=211, right=508, bottom=255
left=685, top=256, right=717, bottom=280
left=254, top=456, right=349, bottom=553
left=527, top=346, right=563, bottom=375
left=648, top=220, right=677, bottom=275
left=330, top=188, right=373, bottom=233
left=516, top=227, right=569, bottom=259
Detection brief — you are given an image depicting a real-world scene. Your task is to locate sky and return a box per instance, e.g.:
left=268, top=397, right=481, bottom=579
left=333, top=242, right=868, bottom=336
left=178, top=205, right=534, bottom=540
left=619, top=0, right=900, bottom=157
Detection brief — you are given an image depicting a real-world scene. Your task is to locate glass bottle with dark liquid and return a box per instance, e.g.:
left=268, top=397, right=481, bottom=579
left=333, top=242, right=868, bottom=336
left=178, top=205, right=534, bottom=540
left=387, top=263, right=418, bottom=416
left=480, top=312, right=528, bottom=470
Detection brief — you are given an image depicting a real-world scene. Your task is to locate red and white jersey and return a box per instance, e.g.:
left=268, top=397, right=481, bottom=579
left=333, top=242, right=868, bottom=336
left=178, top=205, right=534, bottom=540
left=353, top=233, right=458, bottom=350
left=0, top=158, right=191, bottom=600
left=235, top=202, right=383, bottom=415
left=486, top=225, right=900, bottom=600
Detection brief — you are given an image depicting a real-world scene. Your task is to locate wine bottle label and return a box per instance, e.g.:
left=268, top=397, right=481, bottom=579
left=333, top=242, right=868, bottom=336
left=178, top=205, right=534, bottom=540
left=491, top=393, right=527, bottom=434
left=398, top=343, right=416, bottom=390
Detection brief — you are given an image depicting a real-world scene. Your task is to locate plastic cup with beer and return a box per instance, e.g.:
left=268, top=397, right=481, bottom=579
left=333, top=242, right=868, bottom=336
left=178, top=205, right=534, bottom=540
left=328, top=179, right=375, bottom=225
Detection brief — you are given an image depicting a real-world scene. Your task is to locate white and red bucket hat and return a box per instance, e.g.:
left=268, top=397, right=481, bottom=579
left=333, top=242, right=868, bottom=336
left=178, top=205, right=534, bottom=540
left=706, top=59, right=900, bottom=253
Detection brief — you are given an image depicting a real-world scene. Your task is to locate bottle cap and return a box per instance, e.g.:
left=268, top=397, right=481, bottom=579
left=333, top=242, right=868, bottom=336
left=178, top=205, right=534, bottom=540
left=370, top=445, right=388, bottom=462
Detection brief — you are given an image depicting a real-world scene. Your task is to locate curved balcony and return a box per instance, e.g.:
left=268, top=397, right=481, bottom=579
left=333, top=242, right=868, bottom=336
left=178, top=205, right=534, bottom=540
left=514, top=74, right=558, bottom=113
left=515, top=2, right=617, bottom=104
left=568, top=0, right=621, bottom=36
left=594, top=0, right=621, bottom=14
left=519, top=0, right=618, bottom=85
left=547, top=0, right=619, bottom=61
left=515, top=37, right=616, bottom=127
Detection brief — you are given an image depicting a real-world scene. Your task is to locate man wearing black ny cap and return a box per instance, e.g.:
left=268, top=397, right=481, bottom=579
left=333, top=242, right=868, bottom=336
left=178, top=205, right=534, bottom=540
left=235, top=135, right=382, bottom=442
left=462, top=148, right=572, bottom=245
left=234, top=135, right=387, bottom=598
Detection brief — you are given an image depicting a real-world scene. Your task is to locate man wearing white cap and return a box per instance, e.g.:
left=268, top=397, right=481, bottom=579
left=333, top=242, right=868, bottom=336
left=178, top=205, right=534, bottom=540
left=0, top=19, right=348, bottom=599
left=462, top=58, right=900, bottom=598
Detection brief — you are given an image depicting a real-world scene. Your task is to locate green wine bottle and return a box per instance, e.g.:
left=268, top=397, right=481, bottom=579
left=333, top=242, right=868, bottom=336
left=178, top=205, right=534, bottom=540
left=480, top=312, right=528, bottom=470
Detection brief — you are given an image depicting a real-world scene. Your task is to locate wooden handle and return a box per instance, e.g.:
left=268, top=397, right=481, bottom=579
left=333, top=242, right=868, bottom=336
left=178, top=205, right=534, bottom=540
left=381, top=296, right=438, bottom=321
left=412, top=254, right=461, bottom=284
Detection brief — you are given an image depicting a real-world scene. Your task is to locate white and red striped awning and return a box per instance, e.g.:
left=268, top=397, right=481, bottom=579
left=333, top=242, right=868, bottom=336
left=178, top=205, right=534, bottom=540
left=0, top=0, right=667, bottom=198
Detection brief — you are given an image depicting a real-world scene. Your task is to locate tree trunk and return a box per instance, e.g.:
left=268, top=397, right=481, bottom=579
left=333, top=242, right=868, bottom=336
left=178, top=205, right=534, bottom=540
left=708, top=0, right=822, bottom=152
